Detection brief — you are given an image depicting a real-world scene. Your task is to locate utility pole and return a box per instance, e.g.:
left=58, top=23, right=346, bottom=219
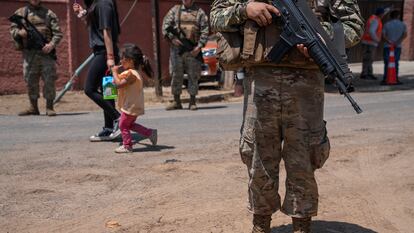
left=151, top=0, right=162, bottom=96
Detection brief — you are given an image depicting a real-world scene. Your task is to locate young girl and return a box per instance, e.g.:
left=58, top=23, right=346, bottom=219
left=111, top=44, right=157, bottom=153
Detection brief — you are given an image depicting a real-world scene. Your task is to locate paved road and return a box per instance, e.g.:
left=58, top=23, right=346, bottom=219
left=1, top=90, right=413, bottom=152
left=1, top=90, right=414, bottom=233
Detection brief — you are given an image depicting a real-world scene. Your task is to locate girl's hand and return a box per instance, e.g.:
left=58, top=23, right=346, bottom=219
left=111, top=65, right=122, bottom=74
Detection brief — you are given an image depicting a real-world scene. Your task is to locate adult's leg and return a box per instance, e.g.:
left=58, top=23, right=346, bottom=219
left=24, top=51, right=41, bottom=101
left=171, top=49, right=184, bottom=96
left=184, top=53, right=201, bottom=109
left=362, top=45, right=376, bottom=78
left=361, top=44, right=371, bottom=77
left=280, top=68, right=329, bottom=218
left=240, top=74, right=255, bottom=173
left=184, top=53, right=201, bottom=96
left=383, top=47, right=390, bottom=82
left=19, top=50, right=41, bottom=115
left=248, top=67, right=283, bottom=216
left=84, top=53, right=120, bottom=128
left=41, top=55, right=57, bottom=115
left=166, top=48, right=184, bottom=110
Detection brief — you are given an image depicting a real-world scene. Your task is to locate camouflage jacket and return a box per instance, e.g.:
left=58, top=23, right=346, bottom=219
left=210, top=0, right=364, bottom=48
left=10, top=4, right=63, bottom=50
left=162, top=4, right=209, bottom=48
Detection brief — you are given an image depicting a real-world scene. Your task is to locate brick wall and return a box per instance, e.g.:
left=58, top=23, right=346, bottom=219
left=402, top=0, right=414, bottom=60
left=0, top=0, right=71, bottom=95
left=0, top=0, right=212, bottom=95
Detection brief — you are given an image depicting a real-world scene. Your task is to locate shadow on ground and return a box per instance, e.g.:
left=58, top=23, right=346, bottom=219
left=56, top=112, right=90, bottom=116
left=272, top=220, right=377, bottom=233
left=196, top=105, right=227, bottom=110
left=132, top=144, right=175, bottom=152
left=112, top=134, right=175, bottom=152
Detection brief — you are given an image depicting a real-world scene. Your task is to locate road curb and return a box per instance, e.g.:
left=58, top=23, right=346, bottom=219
left=326, top=76, right=414, bottom=93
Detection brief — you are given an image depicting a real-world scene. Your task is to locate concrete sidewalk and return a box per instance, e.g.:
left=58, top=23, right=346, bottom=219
left=347, top=61, right=414, bottom=92
left=177, top=60, right=414, bottom=104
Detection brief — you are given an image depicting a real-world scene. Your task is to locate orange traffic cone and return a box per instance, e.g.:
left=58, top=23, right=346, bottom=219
left=385, top=45, right=397, bottom=85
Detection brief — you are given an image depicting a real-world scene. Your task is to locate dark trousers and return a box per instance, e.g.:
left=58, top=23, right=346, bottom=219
left=361, top=44, right=376, bottom=77
left=85, top=50, right=120, bottom=129
left=383, top=47, right=402, bottom=82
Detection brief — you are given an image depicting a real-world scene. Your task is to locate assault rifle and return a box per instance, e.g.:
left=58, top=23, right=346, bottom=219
left=9, top=14, right=57, bottom=60
left=267, top=0, right=362, bottom=114
left=165, top=25, right=203, bottom=62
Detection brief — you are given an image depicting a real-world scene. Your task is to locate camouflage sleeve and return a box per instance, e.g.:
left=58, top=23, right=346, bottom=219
left=162, top=6, right=178, bottom=40
left=10, top=8, right=23, bottom=41
left=331, top=0, right=364, bottom=48
left=210, top=0, right=249, bottom=32
left=197, top=9, right=209, bottom=48
left=48, top=10, right=63, bottom=46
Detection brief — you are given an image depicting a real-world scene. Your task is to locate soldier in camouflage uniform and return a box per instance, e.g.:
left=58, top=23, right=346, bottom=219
left=10, top=0, right=62, bottom=116
left=210, top=0, right=363, bottom=232
left=162, top=0, right=209, bottom=111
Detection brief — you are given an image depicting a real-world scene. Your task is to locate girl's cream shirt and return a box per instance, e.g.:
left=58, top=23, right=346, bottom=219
left=117, top=69, right=144, bottom=116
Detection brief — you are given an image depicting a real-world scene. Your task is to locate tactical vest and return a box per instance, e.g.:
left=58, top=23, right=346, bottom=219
left=175, top=5, right=201, bottom=44
left=217, top=0, right=341, bottom=70
left=243, top=0, right=330, bottom=68
left=17, top=6, right=52, bottom=48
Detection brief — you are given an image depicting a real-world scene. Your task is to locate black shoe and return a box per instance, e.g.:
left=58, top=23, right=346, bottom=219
left=89, top=128, right=113, bottom=142
left=109, top=118, right=122, bottom=140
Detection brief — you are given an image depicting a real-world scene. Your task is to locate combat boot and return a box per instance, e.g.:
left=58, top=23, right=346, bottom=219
left=252, top=214, right=271, bottom=233
left=166, top=94, right=183, bottom=110
left=46, top=99, right=56, bottom=116
left=18, top=98, right=40, bottom=116
left=292, top=217, right=311, bottom=233
left=189, top=95, right=197, bottom=111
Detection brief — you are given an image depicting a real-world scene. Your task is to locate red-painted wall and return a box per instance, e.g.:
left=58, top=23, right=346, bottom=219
left=0, top=0, right=71, bottom=95
left=402, top=0, right=414, bottom=61
left=3, top=0, right=410, bottom=95
left=0, top=0, right=212, bottom=95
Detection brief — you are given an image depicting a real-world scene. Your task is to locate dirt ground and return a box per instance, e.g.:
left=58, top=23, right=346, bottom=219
left=0, top=88, right=413, bottom=233
left=0, top=86, right=238, bottom=115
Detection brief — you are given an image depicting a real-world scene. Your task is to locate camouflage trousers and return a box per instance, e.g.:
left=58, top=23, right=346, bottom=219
left=240, top=66, right=330, bottom=218
left=23, top=50, right=57, bottom=100
left=170, top=48, right=201, bottom=96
